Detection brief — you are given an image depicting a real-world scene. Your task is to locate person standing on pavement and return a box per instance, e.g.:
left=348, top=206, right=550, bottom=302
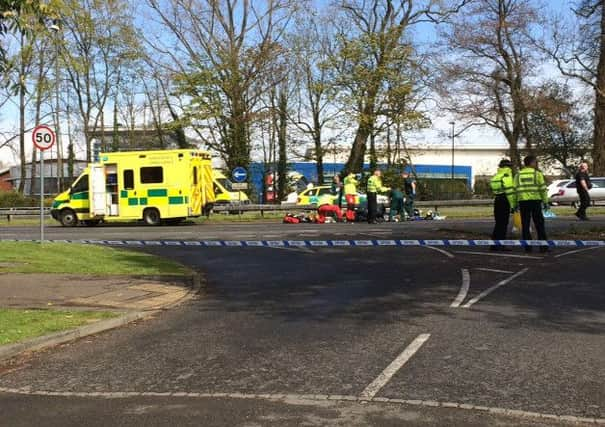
left=343, top=172, right=358, bottom=222
left=388, top=186, right=405, bottom=222
left=331, top=175, right=343, bottom=208
left=575, top=161, right=592, bottom=221
left=514, top=155, right=549, bottom=253
left=402, top=171, right=416, bottom=219
left=367, top=170, right=389, bottom=224
left=489, top=159, right=515, bottom=251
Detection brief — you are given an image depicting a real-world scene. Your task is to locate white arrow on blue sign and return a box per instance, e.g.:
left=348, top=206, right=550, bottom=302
left=232, top=167, right=247, bottom=183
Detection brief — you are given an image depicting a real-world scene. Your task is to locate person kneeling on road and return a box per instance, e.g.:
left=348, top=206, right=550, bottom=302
left=490, top=159, right=515, bottom=251
left=514, top=155, right=549, bottom=253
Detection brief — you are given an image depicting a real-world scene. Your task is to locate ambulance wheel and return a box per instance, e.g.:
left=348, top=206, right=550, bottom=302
left=60, top=209, right=78, bottom=227
left=143, top=208, right=161, bottom=226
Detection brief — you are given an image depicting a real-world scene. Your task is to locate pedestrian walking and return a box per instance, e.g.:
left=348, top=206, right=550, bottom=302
left=343, top=172, right=358, bottom=222
left=367, top=170, right=389, bottom=224
left=489, top=159, right=515, bottom=251
left=514, top=155, right=549, bottom=253
left=402, top=171, right=416, bottom=219
left=575, top=161, right=592, bottom=221
left=331, top=175, right=343, bottom=208
left=388, top=186, right=405, bottom=222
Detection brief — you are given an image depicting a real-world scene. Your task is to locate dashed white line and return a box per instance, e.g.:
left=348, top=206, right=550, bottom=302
left=360, top=333, right=431, bottom=399
left=475, top=268, right=514, bottom=274
left=424, top=246, right=455, bottom=258
left=554, top=246, right=602, bottom=258
left=454, top=251, right=541, bottom=260
left=450, top=269, right=470, bottom=308
left=462, top=268, right=529, bottom=309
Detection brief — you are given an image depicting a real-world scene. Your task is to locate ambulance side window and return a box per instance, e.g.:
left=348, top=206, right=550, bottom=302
left=71, top=175, right=88, bottom=193
left=123, top=170, right=134, bottom=190
left=140, top=167, right=163, bottom=184
left=193, top=167, right=198, bottom=185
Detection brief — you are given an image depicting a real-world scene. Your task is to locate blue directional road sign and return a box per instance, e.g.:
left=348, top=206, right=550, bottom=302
left=232, top=167, right=247, bottom=183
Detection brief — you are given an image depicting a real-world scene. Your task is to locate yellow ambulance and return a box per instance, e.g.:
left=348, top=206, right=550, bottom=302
left=51, top=149, right=215, bottom=226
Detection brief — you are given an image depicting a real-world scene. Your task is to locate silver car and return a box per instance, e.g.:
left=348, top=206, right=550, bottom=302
left=549, top=177, right=605, bottom=206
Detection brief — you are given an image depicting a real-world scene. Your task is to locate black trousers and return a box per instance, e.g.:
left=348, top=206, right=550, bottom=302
left=519, top=200, right=547, bottom=243
left=491, top=194, right=510, bottom=240
left=367, top=192, right=377, bottom=223
left=576, top=190, right=590, bottom=218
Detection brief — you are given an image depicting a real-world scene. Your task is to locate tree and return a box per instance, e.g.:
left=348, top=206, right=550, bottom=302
left=59, top=0, right=137, bottom=162
left=547, top=1, right=605, bottom=175
left=527, top=82, right=592, bottom=174
left=437, top=0, right=542, bottom=170
left=329, top=0, right=467, bottom=174
left=147, top=0, right=296, bottom=172
left=289, top=11, right=341, bottom=184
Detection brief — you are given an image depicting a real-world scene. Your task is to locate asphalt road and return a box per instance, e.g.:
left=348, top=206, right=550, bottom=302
left=1, top=222, right=604, bottom=426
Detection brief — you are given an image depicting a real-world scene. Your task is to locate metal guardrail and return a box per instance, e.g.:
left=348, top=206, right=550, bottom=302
left=212, top=199, right=493, bottom=216
left=0, top=207, right=51, bottom=221
left=1, top=199, right=494, bottom=221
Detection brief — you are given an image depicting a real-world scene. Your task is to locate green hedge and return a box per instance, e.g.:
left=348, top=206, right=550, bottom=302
left=416, top=179, right=472, bottom=200
left=0, top=191, right=52, bottom=208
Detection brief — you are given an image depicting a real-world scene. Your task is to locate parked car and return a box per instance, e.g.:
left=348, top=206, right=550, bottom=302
left=547, top=179, right=571, bottom=199
left=549, top=177, right=605, bottom=206
left=296, top=185, right=388, bottom=206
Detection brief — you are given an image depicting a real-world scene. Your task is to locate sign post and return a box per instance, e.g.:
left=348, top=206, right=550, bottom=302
left=231, top=167, right=248, bottom=221
left=32, top=125, right=56, bottom=244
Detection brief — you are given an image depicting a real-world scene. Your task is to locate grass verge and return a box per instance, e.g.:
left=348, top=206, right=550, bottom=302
left=0, top=308, right=117, bottom=346
left=0, top=242, right=189, bottom=275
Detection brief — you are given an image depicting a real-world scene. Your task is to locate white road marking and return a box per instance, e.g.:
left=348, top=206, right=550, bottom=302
left=359, top=333, right=431, bottom=399
left=450, top=269, right=470, bottom=308
left=475, top=268, right=513, bottom=274
left=454, top=251, right=541, bottom=260
left=424, top=246, right=455, bottom=258
left=1, top=387, right=602, bottom=425
left=462, top=268, right=529, bottom=309
left=554, top=246, right=602, bottom=258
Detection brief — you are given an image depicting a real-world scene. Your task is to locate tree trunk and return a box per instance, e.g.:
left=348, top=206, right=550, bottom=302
left=369, top=132, right=377, bottom=171
left=66, top=105, right=74, bottom=181
left=314, top=133, right=324, bottom=184
left=18, top=31, right=26, bottom=194
left=593, top=2, right=605, bottom=175
left=344, top=95, right=377, bottom=174
left=277, top=88, right=288, bottom=201
left=31, top=48, right=46, bottom=193
left=112, top=91, right=120, bottom=151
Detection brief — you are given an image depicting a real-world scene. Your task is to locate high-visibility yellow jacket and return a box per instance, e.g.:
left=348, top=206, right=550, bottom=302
left=367, top=175, right=388, bottom=193
left=490, top=167, right=515, bottom=206
left=344, top=174, right=358, bottom=195
left=514, top=167, right=548, bottom=204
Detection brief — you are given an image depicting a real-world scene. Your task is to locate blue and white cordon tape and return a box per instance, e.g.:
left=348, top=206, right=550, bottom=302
left=3, top=239, right=605, bottom=247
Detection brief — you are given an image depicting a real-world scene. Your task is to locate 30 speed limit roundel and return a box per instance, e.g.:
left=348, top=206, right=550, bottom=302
left=32, top=125, right=56, bottom=151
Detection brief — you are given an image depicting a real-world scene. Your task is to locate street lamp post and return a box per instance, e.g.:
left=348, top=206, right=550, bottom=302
left=49, top=20, right=62, bottom=192
left=450, top=121, right=455, bottom=180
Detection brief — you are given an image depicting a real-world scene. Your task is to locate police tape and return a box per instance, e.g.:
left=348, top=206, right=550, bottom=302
left=2, top=239, right=605, bottom=247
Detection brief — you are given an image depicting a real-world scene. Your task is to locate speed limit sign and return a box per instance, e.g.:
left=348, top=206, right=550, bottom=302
left=32, top=125, right=56, bottom=151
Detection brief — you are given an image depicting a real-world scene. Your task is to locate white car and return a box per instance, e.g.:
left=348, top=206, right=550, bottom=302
left=549, top=177, right=605, bottom=206
left=547, top=179, right=572, bottom=199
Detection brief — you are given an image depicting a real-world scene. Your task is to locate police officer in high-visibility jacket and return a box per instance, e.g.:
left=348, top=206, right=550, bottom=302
left=343, top=172, right=359, bottom=222
left=367, top=170, right=389, bottom=224
left=514, top=155, right=549, bottom=253
left=490, top=159, right=515, bottom=251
